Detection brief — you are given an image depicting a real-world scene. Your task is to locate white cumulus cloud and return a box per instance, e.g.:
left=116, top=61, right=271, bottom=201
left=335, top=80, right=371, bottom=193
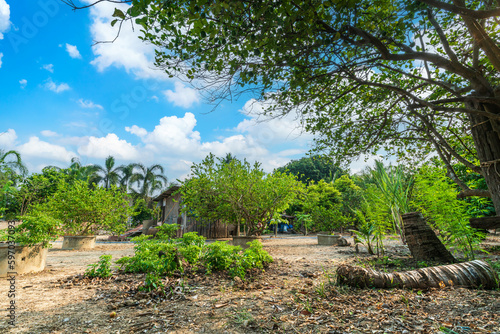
left=163, top=82, right=200, bottom=108
left=40, top=130, right=59, bottom=137
left=65, top=43, right=82, bottom=59
left=17, top=136, right=75, bottom=162
left=86, top=1, right=162, bottom=79
left=127, top=113, right=201, bottom=155
left=78, top=133, right=141, bottom=160
left=77, top=99, right=103, bottom=109
left=124, top=125, right=147, bottom=138
left=0, top=129, right=17, bottom=147
left=44, top=78, right=70, bottom=93
left=19, top=79, right=27, bottom=88
left=0, top=0, right=10, bottom=40
left=0, top=52, right=3, bottom=68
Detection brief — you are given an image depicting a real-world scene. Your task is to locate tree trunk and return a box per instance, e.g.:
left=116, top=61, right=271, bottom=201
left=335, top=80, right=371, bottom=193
left=469, top=106, right=500, bottom=215
left=401, top=212, right=455, bottom=263
left=336, top=260, right=498, bottom=289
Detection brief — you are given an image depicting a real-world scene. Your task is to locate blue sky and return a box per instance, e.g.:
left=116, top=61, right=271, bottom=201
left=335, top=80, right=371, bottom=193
left=0, top=0, right=370, bottom=181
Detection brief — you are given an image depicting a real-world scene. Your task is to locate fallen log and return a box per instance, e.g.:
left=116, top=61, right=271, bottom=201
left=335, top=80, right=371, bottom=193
left=336, top=260, right=498, bottom=289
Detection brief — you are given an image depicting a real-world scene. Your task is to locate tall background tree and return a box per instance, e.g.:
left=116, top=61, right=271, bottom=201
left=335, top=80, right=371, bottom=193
left=66, top=0, right=500, bottom=216
left=0, top=149, right=28, bottom=179
left=45, top=157, right=99, bottom=183
left=276, top=155, right=344, bottom=183
left=130, top=163, right=168, bottom=202
left=91, top=155, right=123, bottom=189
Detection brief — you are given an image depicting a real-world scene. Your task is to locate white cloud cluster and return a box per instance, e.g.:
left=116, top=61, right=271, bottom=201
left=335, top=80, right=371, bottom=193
left=19, top=79, right=27, bottom=89
left=0, top=129, right=17, bottom=147
left=77, top=99, right=103, bottom=109
left=85, top=0, right=166, bottom=80
left=163, top=82, right=200, bottom=108
left=0, top=0, right=10, bottom=40
left=0, top=52, right=3, bottom=68
left=17, top=136, right=75, bottom=162
left=44, top=78, right=70, bottom=93
left=41, top=130, right=59, bottom=137
left=65, top=43, right=82, bottom=59
left=126, top=113, right=201, bottom=155
left=77, top=133, right=141, bottom=160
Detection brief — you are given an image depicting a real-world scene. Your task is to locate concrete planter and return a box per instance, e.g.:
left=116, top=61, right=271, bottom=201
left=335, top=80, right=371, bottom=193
left=317, top=234, right=340, bottom=246
left=0, top=243, right=48, bottom=277
left=141, top=219, right=157, bottom=235
left=62, top=235, right=96, bottom=250
left=232, top=236, right=262, bottom=249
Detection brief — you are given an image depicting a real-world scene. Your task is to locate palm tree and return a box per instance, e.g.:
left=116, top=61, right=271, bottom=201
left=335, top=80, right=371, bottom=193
left=0, top=149, right=28, bottom=177
left=222, top=153, right=237, bottom=164
left=117, top=163, right=139, bottom=192
left=91, top=155, right=123, bottom=189
left=130, top=163, right=167, bottom=201
left=44, top=157, right=100, bottom=182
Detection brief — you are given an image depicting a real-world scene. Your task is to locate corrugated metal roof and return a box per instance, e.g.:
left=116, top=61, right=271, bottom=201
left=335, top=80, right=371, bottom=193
left=152, top=185, right=181, bottom=202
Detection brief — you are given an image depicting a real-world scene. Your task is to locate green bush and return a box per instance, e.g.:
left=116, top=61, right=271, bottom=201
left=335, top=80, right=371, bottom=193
left=156, top=223, right=180, bottom=240
left=204, top=241, right=242, bottom=272
left=120, top=237, right=181, bottom=275
left=243, top=240, right=273, bottom=269
left=115, top=232, right=273, bottom=288
left=140, top=272, right=165, bottom=292
left=179, top=244, right=203, bottom=265
left=179, top=232, right=206, bottom=247
left=85, top=255, right=113, bottom=279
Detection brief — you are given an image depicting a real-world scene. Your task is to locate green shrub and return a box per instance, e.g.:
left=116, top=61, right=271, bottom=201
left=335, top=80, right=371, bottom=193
left=121, top=238, right=181, bottom=275
left=243, top=240, right=273, bottom=269
left=156, top=223, right=179, bottom=240
left=179, top=232, right=206, bottom=247
left=114, top=232, right=273, bottom=290
left=85, top=255, right=113, bottom=278
left=203, top=241, right=242, bottom=272
left=179, top=244, right=202, bottom=265
left=140, top=272, right=165, bottom=293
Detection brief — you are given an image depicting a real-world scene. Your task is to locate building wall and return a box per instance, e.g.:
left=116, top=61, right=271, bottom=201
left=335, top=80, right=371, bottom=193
left=156, top=193, right=237, bottom=238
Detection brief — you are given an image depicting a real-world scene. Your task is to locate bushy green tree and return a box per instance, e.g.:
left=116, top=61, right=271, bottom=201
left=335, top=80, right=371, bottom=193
left=276, top=155, right=343, bottom=183
left=180, top=154, right=302, bottom=236
left=38, top=179, right=133, bottom=236
left=302, top=180, right=343, bottom=233
left=333, top=175, right=363, bottom=227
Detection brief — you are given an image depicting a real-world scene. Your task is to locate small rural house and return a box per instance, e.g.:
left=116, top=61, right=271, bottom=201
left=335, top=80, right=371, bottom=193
left=153, top=185, right=237, bottom=239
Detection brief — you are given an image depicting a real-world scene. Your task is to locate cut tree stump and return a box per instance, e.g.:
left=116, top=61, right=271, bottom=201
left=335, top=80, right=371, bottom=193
left=336, top=260, right=498, bottom=289
left=401, top=212, right=455, bottom=263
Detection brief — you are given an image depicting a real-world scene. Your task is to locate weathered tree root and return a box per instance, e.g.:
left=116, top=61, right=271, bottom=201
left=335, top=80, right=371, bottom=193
left=336, top=260, right=498, bottom=289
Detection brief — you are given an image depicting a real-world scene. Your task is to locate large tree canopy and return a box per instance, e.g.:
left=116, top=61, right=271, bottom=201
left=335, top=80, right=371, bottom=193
left=276, top=155, right=343, bottom=183
left=66, top=0, right=500, bottom=214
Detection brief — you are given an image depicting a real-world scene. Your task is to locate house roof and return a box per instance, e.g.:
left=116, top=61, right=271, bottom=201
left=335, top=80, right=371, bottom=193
left=153, top=185, right=181, bottom=202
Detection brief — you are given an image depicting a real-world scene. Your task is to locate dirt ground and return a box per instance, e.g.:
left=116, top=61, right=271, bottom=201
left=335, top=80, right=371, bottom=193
left=1, top=235, right=499, bottom=334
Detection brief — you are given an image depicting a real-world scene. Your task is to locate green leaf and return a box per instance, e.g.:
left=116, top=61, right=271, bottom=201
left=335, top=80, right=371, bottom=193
left=112, top=8, right=125, bottom=19
left=128, top=5, right=142, bottom=18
